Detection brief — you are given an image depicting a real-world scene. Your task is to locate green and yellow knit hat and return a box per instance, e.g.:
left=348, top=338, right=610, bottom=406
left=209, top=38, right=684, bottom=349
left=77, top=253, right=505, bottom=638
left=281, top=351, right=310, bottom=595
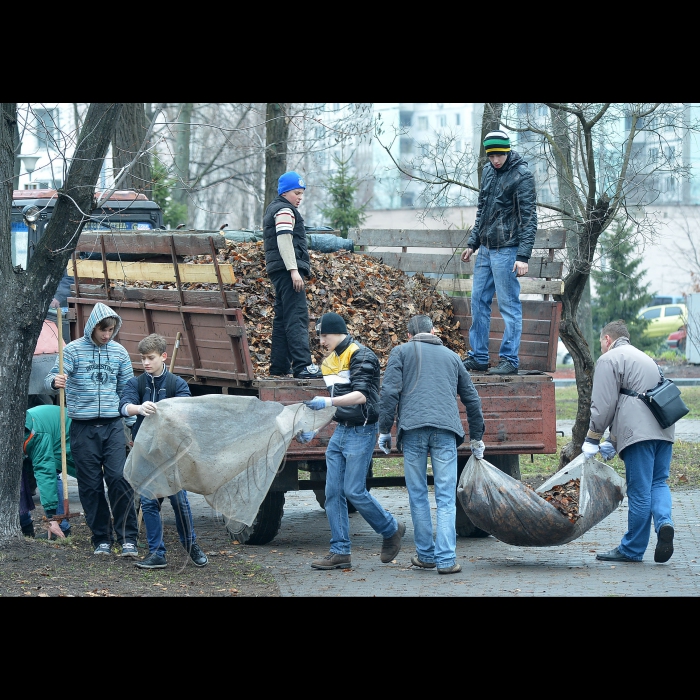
left=483, top=130, right=511, bottom=155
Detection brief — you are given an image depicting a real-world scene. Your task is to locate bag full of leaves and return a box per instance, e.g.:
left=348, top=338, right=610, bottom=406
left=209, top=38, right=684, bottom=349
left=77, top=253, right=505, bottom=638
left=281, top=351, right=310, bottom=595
left=456, top=453, right=627, bottom=547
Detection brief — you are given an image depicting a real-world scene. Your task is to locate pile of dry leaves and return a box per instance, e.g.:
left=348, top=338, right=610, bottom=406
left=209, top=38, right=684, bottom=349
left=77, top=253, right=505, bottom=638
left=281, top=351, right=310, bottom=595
left=533, top=478, right=582, bottom=524
left=165, top=241, right=466, bottom=374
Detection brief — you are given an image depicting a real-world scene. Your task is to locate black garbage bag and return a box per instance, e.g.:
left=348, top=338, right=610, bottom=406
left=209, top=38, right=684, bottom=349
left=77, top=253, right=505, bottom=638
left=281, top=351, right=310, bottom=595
left=457, top=453, right=627, bottom=547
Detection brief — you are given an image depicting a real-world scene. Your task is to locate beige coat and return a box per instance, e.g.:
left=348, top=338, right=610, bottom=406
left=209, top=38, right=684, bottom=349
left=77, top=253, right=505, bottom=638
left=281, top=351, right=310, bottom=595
left=588, top=337, right=674, bottom=454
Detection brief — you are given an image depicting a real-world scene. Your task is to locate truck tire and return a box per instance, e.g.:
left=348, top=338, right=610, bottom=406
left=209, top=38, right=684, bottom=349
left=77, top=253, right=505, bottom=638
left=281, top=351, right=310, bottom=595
left=224, top=491, right=285, bottom=546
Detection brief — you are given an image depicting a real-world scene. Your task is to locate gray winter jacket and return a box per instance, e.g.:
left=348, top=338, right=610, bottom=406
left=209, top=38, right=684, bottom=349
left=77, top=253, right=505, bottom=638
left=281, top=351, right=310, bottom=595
left=588, top=337, right=674, bottom=454
left=378, top=333, right=484, bottom=449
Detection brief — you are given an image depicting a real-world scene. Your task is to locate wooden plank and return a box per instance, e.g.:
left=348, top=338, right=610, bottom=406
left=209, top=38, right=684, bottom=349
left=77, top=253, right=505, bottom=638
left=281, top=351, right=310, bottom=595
left=368, top=251, right=563, bottom=278
left=71, top=285, right=241, bottom=308
left=350, top=227, right=567, bottom=250
left=76, top=232, right=228, bottom=256
left=435, top=278, right=564, bottom=295
left=68, top=259, right=236, bottom=284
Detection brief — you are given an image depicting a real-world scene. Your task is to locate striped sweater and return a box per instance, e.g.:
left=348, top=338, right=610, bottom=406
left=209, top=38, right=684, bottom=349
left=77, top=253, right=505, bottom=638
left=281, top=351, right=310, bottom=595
left=44, top=302, right=134, bottom=420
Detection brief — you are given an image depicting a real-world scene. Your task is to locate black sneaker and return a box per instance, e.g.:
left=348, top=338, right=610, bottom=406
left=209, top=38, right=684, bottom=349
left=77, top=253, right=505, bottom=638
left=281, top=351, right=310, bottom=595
left=21, top=523, right=35, bottom=538
left=135, top=552, right=168, bottom=569
left=488, top=360, right=518, bottom=375
left=294, top=364, right=321, bottom=380
left=463, top=357, right=489, bottom=372
left=187, top=543, right=209, bottom=567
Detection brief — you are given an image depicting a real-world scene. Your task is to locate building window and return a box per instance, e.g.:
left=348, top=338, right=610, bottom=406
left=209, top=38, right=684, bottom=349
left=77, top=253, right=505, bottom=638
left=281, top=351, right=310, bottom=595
left=400, top=111, right=413, bottom=128
left=418, top=116, right=428, bottom=131
left=454, top=140, right=462, bottom=152
left=455, top=113, right=461, bottom=126
left=438, top=115, right=446, bottom=128
left=400, top=136, right=413, bottom=154
left=648, top=148, right=658, bottom=163
left=35, top=107, right=59, bottom=150
left=401, top=192, right=415, bottom=207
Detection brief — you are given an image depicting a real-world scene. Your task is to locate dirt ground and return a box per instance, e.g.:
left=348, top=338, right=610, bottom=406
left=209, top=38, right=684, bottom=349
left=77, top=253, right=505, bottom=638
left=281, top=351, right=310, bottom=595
left=0, top=513, right=279, bottom=598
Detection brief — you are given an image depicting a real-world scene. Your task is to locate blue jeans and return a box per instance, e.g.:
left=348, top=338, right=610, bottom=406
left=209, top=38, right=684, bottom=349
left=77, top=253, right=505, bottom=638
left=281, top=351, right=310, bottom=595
left=325, top=423, right=398, bottom=555
left=140, top=490, right=197, bottom=557
left=402, top=427, right=458, bottom=569
left=468, top=245, right=521, bottom=367
left=618, top=440, right=674, bottom=561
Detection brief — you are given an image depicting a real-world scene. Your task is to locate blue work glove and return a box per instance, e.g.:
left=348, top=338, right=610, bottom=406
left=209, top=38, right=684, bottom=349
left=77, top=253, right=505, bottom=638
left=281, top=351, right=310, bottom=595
left=378, top=433, right=392, bottom=454
left=305, top=396, right=332, bottom=411
left=582, top=441, right=600, bottom=459
left=470, top=439, right=485, bottom=459
left=295, top=430, right=318, bottom=444
left=599, top=440, right=617, bottom=461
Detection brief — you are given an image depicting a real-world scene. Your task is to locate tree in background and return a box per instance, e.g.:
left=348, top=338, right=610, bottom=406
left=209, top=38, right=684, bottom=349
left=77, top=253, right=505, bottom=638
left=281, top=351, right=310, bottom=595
left=112, top=103, right=152, bottom=198
left=318, top=152, right=368, bottom=238
left=591, top=220, right=655, bottom=359
left=1, top=103, right=124, bottom=543
left=378, top=102, right=698, bottom=465
left=152, top=155, right=187, bottom=228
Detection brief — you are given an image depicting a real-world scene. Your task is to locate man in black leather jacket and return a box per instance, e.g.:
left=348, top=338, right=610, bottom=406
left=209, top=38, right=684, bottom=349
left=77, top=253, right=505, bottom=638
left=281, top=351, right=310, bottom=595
left=461, top=130, right=537, bottom=375
left=304, top=312, right=405, bottom=570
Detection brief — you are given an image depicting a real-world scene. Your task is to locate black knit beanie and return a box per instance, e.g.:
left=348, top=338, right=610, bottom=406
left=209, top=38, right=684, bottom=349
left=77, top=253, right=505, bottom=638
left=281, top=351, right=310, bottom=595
left=316, top=312, right=348, bottom=335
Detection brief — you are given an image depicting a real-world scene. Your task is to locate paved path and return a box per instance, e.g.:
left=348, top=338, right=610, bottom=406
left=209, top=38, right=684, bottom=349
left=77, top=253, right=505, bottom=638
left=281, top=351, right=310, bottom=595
left=60, top=472, right=700, bottom=598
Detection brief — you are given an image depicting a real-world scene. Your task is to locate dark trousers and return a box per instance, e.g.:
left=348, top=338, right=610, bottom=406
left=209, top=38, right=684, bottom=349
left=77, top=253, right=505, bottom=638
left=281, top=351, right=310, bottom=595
left=269, top=270, right=312, bottom=375
left=70, top=419, right=138, bottom=547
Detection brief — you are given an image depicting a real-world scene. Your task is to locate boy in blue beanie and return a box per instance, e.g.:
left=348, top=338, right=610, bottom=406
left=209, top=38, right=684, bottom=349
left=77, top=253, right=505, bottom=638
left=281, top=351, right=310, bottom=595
left=262, top=171, right=320, bottom=379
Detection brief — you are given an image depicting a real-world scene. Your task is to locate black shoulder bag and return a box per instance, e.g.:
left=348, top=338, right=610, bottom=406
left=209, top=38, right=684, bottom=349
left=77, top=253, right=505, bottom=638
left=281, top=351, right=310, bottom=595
left=620, top=365, right=689, bottom=429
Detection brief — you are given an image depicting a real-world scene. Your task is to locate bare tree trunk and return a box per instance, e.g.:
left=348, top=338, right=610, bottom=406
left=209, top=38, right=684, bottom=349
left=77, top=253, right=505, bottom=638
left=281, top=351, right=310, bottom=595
left=0, top=102, right=123, bottom=544
left=11, top=108, right=21, bottom=190
left=112, top=103, right=152, bottom=198
left=172, top=103, right=193, bottom=225
left=478, top=103, right=503, bottom=187
left=264, top=103, right=290, bottom=211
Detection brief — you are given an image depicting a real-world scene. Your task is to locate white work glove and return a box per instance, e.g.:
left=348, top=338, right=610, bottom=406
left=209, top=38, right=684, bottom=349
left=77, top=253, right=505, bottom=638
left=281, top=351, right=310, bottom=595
left=599, top=440, right=617, bottom=461
left=378, top=433, right=392, bottom=454
left=470, top=439, right=485, bottom=459
left=295, top=430, right=318, bottom=444
left=582, top=441, right=600, bottom=459
left=305, top=396, right=332, bottom=411
left=137, top=401, right=158, bottom=416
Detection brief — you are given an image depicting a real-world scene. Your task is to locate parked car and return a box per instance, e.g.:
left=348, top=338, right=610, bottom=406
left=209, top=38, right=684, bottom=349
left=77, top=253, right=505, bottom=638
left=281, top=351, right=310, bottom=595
left=638, top=303, right=687, bottom=340
left=557, top=338, right=572, bottom=365
left=667, top=326, right=687, bottom=353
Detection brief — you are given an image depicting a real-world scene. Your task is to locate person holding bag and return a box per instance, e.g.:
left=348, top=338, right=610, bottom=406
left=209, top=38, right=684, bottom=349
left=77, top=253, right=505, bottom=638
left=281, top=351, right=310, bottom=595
left=582, top=319, right=676, bottom=564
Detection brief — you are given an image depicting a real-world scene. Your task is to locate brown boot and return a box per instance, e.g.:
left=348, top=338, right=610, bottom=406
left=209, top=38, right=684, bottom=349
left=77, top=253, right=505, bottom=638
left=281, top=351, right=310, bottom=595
left=380, top=521, right=406, bottom=563
left=310, top=552, right=352, bottom=570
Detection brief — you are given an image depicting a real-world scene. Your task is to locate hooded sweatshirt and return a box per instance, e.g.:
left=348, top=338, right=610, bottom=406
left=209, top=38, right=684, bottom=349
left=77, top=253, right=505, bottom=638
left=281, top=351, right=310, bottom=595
left=44, top=302, right=134, bottom=420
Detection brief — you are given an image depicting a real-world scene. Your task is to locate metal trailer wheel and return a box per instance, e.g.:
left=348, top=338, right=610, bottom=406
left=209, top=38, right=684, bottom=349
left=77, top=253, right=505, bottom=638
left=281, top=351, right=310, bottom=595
left=224, top=491, right=285, bottom=545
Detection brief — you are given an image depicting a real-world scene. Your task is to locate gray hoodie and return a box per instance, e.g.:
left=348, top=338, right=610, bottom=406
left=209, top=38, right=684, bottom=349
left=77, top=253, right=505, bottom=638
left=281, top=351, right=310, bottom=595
left=44, top=302, right=133, bottom=420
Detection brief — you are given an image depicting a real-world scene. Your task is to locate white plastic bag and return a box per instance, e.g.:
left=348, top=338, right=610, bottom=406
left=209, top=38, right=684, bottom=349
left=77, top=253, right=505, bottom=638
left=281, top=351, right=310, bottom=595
left=124, top=395, right=335, bottom=526
left=457, top=453, right=627, bottom=547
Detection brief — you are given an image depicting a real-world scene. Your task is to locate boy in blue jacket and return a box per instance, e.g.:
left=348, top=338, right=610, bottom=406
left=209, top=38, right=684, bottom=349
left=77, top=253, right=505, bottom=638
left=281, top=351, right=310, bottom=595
left=120, top=333, right=208, bottom=569
left=45, top=302, right=139, bottom=556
